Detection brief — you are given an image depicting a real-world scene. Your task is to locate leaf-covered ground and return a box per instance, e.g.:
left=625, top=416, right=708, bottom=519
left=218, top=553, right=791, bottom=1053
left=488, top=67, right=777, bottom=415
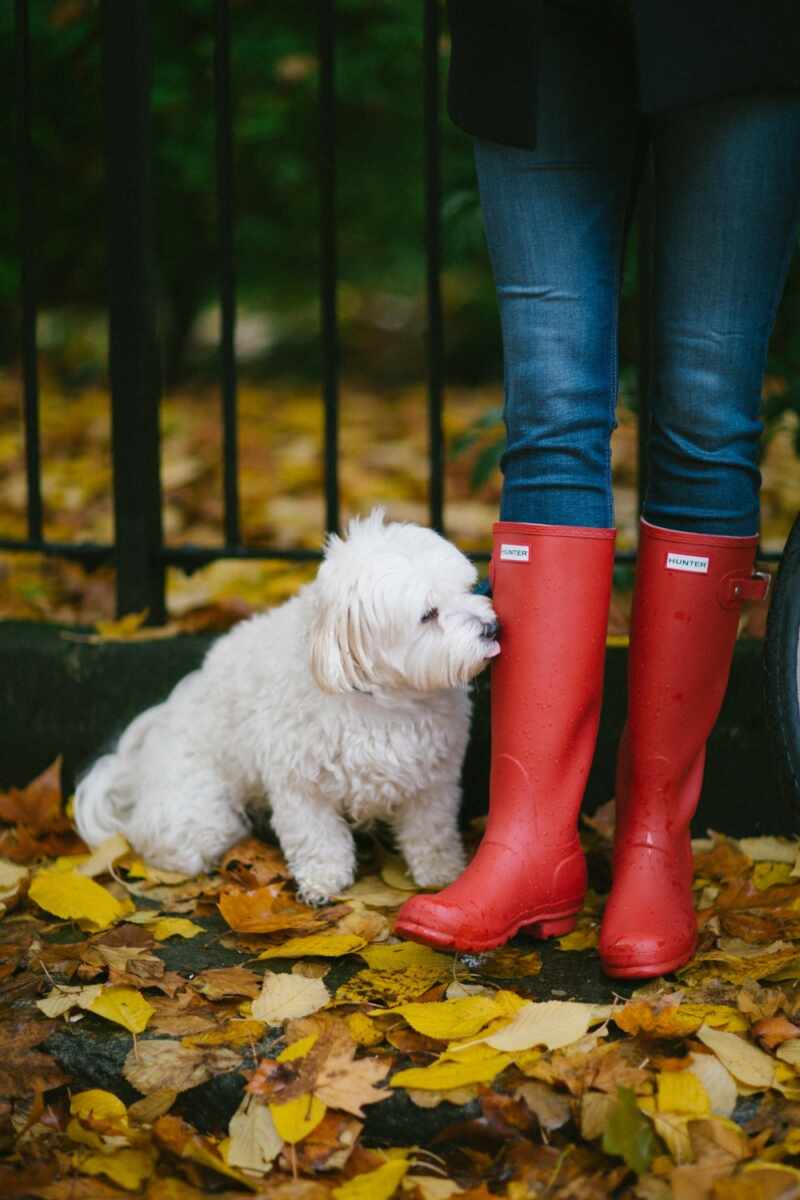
left=4, top=762, right=800, bottom=1197
left=1, top=371, right=797, bottom=631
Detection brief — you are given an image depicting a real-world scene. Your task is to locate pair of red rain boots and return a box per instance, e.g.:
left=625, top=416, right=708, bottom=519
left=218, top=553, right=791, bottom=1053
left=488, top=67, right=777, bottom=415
left=395, top=518, right=769, bottom=978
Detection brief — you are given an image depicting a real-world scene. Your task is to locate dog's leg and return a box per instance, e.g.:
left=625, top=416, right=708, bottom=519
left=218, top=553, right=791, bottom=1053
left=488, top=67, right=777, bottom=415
left=269, top=792, right=356, bottom=906
left=393, top=784, right=467, bottom=889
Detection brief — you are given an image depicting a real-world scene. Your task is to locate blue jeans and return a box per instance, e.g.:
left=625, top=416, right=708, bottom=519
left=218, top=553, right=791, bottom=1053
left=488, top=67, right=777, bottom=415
left=474, top=2, right=800, bottom=536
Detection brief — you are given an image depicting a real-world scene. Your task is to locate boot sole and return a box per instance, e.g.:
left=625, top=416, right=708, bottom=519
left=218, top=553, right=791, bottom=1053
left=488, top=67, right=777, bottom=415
left=395, top=909, right=579, bottom=954
left=601, top=943, right=697, bottom=980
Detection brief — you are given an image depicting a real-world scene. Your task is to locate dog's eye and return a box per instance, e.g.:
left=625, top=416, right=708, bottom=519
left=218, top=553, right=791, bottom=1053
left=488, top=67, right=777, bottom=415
left=420, top=607, right=439, bottom=624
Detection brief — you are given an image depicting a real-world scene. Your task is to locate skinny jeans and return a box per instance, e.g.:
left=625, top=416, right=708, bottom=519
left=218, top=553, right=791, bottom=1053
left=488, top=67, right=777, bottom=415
left=474, top=2, right=800, bottom=535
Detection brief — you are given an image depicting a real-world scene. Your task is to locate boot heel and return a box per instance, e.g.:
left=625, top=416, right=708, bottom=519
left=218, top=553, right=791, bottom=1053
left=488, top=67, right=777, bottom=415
left=522, top=914, right=576, bottom=939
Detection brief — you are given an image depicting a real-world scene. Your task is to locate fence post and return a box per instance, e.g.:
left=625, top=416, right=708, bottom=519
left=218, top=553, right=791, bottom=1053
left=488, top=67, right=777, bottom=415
left=102, top=0, right=166, bottom=622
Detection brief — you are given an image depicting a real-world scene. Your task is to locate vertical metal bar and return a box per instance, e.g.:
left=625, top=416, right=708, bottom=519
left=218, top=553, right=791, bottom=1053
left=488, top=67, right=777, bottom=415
left=637, top=154, right=653, bottom=518
left=214, top=0, right=240, bottom=547
left=15, top=0, right=42, bottom=542
left=319, top=0, right=340, bottom=536
left=103, top=0, right=166, bottom=621
left=423, top=0, right=444, bottom=533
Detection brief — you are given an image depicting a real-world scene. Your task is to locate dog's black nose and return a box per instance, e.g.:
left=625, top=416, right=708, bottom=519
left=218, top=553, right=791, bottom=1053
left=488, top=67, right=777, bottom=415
left=482, top=619, right=500, bottom=641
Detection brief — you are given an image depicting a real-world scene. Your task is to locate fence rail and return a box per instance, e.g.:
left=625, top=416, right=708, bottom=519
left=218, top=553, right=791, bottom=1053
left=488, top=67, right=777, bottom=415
left=5, top=0, right=781, bottom=622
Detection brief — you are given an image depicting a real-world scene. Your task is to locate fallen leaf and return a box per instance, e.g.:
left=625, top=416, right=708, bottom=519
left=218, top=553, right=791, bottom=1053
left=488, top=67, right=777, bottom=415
left=153, top=1114, right=257, bottom=1187
left=0, top=1016, right=69, bottom=1097
left=0, top=859, right=29, bottom=916
left=30, top=867, right=133, bottom=931
left=88, top=986, right=155, bottom=1034
left=182, top=1019, right=266, bottom=1047
left=269, top=1094, right=327, bottom=1144
left=75, top=1146, right=156, bottom=1191
left=313, top=1048, right=391, bottom=1117
left=338, top=876, right=410, bottom=907
left=696, top=1024, right=776, bottom=1089
left=332, top=1158, right=409, bottom=1200
left=123, top=1039, right=242, bottom=1094
left=656, top=1070, right=711, bottom=1117
left=220, top=838, right=291, bottom=889
left=386, top=995, right=504, bottom=1041
left=357, top=941, right=450, bottom=975
left=602, top=1086, right=657, bottom=1175
left=258, top=933, right=367, bottom=959
left=219, top=886, right=325, bottom=934
left=513, top=1080, right=572, bottom=1131
left=335, top=965, right=445, bottom=1006
left=479, top=1001, right=608, bottom=1053
left=227, top=1093, right=283, bottom=1174
left=37, top=982, right=104, bottom=1019
left=252, top=973, right=329, bottom=1023
left=557, top=927, right=598, bottom=952
left=390, top=1055, right=512, bottom=1091
left=76, top=834, right=131, bottom=879
left=151, top=917, right=204, bottom=941
left=190, top=966, right=261, bottom=1000
left=0, top=758, right=66, bottom=833
left=686, top=1052, right=738, bottom=1118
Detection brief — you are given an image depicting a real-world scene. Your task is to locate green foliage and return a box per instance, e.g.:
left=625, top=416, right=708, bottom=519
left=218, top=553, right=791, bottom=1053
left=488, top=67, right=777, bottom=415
left=602, top=1086, right=658, bottom=1176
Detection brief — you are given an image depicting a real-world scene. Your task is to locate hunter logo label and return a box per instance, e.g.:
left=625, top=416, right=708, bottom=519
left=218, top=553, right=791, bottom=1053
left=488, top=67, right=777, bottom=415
left=500, top=543, right=530, bottom=562
left=666, top=552, right=709, bottom=574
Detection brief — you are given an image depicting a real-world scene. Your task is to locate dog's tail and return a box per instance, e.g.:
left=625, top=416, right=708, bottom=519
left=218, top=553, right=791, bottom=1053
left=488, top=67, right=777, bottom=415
left=74, top=754, right=136, bottom=848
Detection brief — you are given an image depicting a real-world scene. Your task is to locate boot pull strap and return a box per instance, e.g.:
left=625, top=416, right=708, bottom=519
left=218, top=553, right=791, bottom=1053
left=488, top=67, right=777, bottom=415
left=718, top=569, right=771, bottom=609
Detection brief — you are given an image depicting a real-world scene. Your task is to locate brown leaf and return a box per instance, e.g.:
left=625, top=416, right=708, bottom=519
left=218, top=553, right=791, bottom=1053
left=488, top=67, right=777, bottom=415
left=220, top=839, right=291, bottom=889
left=0, top=760, right=66, bottom=834
left=0, top=1017, right=69, bottom=1099
left=218, top=886, right=326, bottom=934
left=123, top=1038, right=243, bottom=1095
left=191, top=966, right=261, bottom=1000
left=288, top=1108, right=362, bottom=1174
left=313, top=1049, right=391, bottom=1117
left=751, top=1016, right=800, bottom=1050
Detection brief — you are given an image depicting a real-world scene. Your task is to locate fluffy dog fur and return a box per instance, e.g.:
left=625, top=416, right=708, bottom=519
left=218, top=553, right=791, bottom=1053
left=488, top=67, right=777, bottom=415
left=75, top=510, right=499, bottom=903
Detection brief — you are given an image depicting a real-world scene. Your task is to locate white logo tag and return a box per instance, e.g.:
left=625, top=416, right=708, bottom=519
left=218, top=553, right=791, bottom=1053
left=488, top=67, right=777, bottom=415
left=666, top=552, right=709, bottom=574
left=500, top=543, right=530, bottom=562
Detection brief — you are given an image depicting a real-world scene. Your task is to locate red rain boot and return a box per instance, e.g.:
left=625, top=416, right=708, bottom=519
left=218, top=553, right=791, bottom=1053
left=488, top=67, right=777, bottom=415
left=394, top=521, right=615, bottom=953
left=599, top=519, right=770, bottom=979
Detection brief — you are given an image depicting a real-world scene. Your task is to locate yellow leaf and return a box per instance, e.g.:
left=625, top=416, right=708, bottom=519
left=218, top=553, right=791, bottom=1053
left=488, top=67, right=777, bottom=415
left=380, top=854, right=418, bottom=892
left=269, top=1094, right=326, bottom=1143
left=614, top=1001, right=746, bottom=1038
left=257, top=932, right=367, bottom=959
left=557, top=927, right=598, bottom=952
left=656, top=1071, right=711, bottom=1116
left=151, top=917, right=204, bottom=941
left=95, top=609, right=149, bottom=639
left=391, top=1055, right=512, bottom=1090
left=386, top=995, right=504, bottom=1041
left=29, top=867, right=133, bottom=931
left=182, top=1020, right=265, bottom=1049
left=696, top=1025, right=776, bottom=1089
left=335, top=964, right=444, bottom=1006
left=752, top=861, right=794, bottom=890
left=251, top=973, right=329, bottom=1023
left=70, top=1089, right=128, bottom=1126
left=333, top=1159, right=409, bottom=1200
left=347, top=1012, right=384, bottom=1047
left=88, top=986, right=155, bottom=1034
left=479, top=1001, right=608, bottom=1053
left=77, top=1146, right=156, bottom=1191
left=336, top=876, right=410, bottom=907
left=358, top=941, right=450, bottom=975
left=687, top=1052, right=738, bottom=1118
left=277, top=1034, right=319, bottom=1063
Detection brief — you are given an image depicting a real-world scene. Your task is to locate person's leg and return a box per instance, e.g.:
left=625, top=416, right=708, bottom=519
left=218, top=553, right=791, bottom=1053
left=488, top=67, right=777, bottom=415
left=396, top=3, right=641, bottom=951
left=644, top=92, right=800, bottom=535
left=601, top=93, right=800, bottom=978
left=474, top=2, right=642, bottom=528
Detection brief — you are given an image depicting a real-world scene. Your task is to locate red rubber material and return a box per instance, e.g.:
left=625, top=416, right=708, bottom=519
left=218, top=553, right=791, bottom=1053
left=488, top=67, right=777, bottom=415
left=395, top=521, right=615, bottom=953
left=599, top=519, right=762, bottom=979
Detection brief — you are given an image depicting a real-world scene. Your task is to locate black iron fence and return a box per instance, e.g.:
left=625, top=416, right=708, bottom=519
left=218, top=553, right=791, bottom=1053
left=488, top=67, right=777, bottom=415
left=5, top=0, right=780, bottom=624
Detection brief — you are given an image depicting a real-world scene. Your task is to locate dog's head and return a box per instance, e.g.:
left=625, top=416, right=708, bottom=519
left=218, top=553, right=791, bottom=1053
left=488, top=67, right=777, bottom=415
left=309, top=509, right=499, bottom=694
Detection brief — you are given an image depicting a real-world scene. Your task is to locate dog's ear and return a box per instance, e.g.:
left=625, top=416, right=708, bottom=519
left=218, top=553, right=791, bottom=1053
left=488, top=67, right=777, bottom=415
left=309, top=586, right=373, bottom=694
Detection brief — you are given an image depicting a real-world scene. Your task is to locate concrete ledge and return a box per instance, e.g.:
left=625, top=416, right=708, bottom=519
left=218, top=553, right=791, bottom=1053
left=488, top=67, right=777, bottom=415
left=0, top=620, right=788, bottom=836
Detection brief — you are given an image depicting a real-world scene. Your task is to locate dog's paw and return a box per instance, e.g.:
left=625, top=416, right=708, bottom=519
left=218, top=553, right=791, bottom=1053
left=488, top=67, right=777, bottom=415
left=408, top=846, right=467, bottom=890
left=294, top=866, right=356, bottom=908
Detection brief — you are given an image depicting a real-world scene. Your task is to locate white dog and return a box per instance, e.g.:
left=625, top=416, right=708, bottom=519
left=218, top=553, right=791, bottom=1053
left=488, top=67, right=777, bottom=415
left=75, top=510, right=499, bottom=904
